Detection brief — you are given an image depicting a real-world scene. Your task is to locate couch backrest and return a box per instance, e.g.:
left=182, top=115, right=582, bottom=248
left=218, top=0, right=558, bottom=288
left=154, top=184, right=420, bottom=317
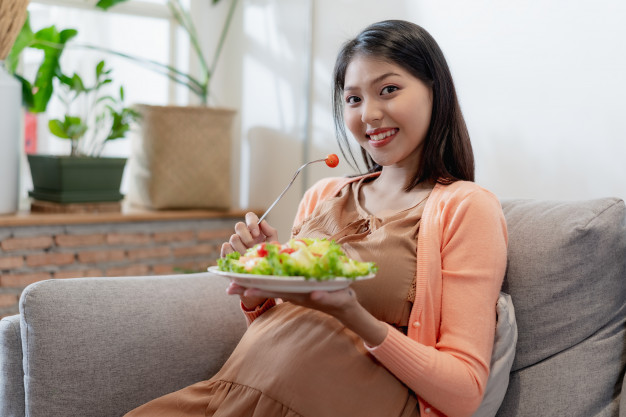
left=497, top=198, right=626, bottom=417
left=18, top=273, right=247, bottom=417
left=0, top=314, right=25, bottom=417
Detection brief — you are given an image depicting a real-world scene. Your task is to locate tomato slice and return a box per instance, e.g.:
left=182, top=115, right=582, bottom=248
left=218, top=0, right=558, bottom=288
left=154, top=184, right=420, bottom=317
left=280, top=247, right=296, bottom=254
left=325, top=154, right=339, bottom=168
left=257, top=243, right=268, bottom=257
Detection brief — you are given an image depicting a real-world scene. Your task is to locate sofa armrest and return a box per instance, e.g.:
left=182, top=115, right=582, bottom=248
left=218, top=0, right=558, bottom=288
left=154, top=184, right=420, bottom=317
left=19, top=273, right=246, bottom=417
left=0, top=314, right=25, bottom=417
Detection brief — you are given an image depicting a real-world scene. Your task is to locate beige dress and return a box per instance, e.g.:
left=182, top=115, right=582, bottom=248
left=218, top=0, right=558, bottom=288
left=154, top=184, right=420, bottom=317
left=125, top=178, right=426, bottom=417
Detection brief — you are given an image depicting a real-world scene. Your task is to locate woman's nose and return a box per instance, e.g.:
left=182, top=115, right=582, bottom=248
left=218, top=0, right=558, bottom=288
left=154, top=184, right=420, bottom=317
left=361, top=99, right=383, bottom=124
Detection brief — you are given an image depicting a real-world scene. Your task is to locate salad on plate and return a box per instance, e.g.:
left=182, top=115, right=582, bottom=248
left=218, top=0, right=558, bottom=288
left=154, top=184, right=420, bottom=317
left=217, top=238, right=377, bottom=280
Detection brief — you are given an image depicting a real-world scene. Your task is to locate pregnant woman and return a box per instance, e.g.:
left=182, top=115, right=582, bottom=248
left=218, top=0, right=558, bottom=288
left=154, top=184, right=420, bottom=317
left=125, top=19, right=508, bottom=417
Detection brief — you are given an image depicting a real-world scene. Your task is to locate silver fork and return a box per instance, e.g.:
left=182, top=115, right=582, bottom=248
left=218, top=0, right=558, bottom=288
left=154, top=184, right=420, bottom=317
left=258, top=158, right=327, bottom=223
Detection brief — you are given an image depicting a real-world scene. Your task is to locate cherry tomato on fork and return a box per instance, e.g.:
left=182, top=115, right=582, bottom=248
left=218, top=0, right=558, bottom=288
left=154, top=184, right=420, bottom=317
left=325, top=154, right=339, bottom=168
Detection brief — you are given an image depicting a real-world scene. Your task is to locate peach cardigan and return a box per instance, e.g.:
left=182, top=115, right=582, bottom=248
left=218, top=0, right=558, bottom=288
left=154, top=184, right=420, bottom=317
left=247, top=174, right=508, bottom=417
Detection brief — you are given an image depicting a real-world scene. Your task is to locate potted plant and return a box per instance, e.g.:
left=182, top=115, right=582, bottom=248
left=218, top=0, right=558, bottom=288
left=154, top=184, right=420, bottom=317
left=94, top=0, right=240, bottom=210
left=27, top=60, right=139, bottom=204
left=10, top=0, right=239, bottom=209
left=8, top=18, right=139, bottom=204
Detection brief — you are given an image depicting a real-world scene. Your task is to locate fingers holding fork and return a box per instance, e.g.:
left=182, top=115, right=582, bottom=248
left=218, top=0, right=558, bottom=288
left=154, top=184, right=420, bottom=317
left=220, top=212, right=279, bottom=257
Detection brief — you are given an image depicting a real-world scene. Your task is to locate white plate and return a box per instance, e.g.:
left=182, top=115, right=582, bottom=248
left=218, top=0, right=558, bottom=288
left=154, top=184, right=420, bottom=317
left=207, top=266, right=375, bottom=293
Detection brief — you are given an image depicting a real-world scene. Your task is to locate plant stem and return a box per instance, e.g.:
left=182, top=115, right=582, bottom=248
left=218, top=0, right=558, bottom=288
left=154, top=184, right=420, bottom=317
left=31, top=38, right=207, bottom=99
left=77, top=43, right=207, bottom=98
left=168, top=0, right=209, bottom=84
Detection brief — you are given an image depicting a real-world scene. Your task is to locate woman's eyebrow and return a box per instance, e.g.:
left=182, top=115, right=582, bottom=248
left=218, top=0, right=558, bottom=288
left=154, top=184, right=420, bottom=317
left=344, top=72, right=401, bottom=92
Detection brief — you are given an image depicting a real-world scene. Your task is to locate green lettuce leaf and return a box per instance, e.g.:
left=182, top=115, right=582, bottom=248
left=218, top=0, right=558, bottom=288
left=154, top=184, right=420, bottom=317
left=217, top=238, right=378, bottom=281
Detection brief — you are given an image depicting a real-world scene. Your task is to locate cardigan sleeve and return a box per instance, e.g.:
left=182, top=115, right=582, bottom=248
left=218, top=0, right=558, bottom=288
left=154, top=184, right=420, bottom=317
left=366, top=187, right=508, bottom=417
left=241, top=298, right=277, bottom=326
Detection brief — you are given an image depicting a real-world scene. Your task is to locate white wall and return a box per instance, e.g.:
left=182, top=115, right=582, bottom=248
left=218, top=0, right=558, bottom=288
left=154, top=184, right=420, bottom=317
left=212, top=0, right=626, bottom=239
left=231, top=0, right=312, bottom=240
left=411, top=0, right=626, bottom=201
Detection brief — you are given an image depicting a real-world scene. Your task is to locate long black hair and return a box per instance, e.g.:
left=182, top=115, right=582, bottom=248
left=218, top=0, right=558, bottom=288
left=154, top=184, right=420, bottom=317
left=332, top=20, right=474, bottom=188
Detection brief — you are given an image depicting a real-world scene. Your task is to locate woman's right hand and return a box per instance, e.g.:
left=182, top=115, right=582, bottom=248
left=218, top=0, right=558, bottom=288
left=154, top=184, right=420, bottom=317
left=220, top=212, right=279, bottom=257
left=220, top=212, right=279, bottom=309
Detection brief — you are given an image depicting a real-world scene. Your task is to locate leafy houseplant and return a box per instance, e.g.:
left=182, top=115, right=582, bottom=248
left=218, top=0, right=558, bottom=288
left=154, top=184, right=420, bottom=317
left=49, top=60, right=139, bottom=157
left=9, top=18, right=139, bottom=204
left=27, top=59, right=139, bottom=204
left=12, top=0, right=240, bottom=209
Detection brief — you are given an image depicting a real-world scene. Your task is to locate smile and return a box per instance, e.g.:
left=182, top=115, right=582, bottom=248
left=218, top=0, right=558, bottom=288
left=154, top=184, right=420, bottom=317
left=367, top=128, right=398, bottom=141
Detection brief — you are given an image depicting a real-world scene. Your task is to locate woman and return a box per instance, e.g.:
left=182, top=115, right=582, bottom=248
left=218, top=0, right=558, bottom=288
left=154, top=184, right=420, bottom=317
left=125, top=19, right=508, bottom=417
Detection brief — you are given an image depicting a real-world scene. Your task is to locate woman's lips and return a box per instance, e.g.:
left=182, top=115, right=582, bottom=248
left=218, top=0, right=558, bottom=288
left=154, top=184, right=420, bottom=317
left=366, top=128, right=398, bottom=147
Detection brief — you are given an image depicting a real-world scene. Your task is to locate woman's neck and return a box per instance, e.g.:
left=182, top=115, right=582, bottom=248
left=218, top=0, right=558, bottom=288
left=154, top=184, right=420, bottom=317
left=359, top=166, right=433, bottom=217
left=376, top=166, right=413, bottom=190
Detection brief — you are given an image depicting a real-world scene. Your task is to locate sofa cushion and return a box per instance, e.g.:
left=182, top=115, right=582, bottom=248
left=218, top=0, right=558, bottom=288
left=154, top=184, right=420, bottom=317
left=0, top=314, right=25, bottom=417
left=621, top=373, right=626, bottom=417
left=19, top=273, right=247, bottom=417
left=473, top=292, right=518, bottom=417
left=497, top=198, right=626, bottom=416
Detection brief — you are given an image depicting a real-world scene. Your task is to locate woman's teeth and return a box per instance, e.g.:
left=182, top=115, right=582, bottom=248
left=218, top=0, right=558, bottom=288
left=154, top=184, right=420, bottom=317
left=369, top=129, right=397, bottom=141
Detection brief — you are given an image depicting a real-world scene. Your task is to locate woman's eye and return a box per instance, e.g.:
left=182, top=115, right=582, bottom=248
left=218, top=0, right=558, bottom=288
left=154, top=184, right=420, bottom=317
left=346, top=96, right=361, bottom=104
left=381, top=86, right=399, bottom=95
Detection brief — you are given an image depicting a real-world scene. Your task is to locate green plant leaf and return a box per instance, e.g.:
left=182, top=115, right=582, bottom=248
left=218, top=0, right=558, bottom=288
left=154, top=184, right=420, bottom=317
left=98, top=78, right=113, bottom=88
left=58, top=72, right=87, bottom=95
left=56, top=71, right=73, bottom=86
left=96, top=95, right=116, bottom=104
left=76, top=43, right=206, bottom=99
left=20, top=25, right=78, bottom=113
left=6, top=15, right=34, bottom=74
left=13, top=74, right=35, bottom=109
left=64, top=115, right=87, bottom=140
left=104, top=101, right=140, bottom=142
left=67, top=122, right=88, bottom=140
left=59, top=29, right=78, bottom=44
left=48, top=119, right=70, bottom=139
left=30, top=26, right=59, bottom=49
left=48, top=116, right=87, bottom=140
left=94, top=0, right=128, bottom=10
left=31, top=65, right=57, bottom=112
left=106, top=112, right=129, bottom=141
left=71, top=73, right=87, bottom=92
left=96, top=60, right=105, bottom=77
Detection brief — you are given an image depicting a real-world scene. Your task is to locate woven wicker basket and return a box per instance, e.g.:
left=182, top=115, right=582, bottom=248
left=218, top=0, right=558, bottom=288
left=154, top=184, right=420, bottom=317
left=127, top=104, right=236, bottom=210
left=0, top=0, right=29, bottom=60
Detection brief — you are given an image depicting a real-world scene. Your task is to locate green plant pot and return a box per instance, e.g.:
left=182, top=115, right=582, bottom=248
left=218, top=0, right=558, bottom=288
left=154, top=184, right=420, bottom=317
left=27, top=154, right=127, bottom=203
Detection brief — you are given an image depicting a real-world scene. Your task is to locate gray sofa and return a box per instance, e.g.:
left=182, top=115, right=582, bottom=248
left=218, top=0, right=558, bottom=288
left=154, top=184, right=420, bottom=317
left=1, top=197, right=625, bottom=417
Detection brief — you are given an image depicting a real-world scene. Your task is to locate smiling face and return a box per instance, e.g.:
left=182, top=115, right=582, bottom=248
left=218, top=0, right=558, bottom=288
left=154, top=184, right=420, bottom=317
left=343, top=55, right=433, bottom=169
